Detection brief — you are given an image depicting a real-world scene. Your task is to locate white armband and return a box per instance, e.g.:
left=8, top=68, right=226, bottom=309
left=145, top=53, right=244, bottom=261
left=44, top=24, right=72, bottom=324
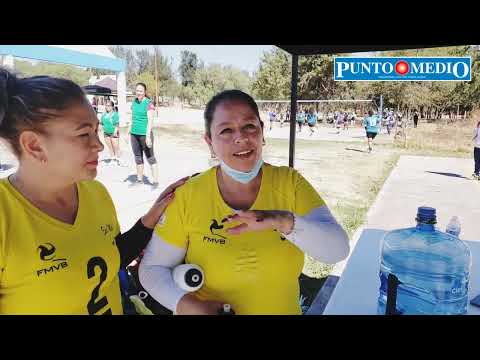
left=281, top=206, right=350, bottom=264
left=138, top=232, right=188, bottom=312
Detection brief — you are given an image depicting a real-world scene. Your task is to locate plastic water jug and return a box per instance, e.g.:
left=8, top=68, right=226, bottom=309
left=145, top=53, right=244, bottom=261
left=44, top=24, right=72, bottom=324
left=378, top=207, right=471, bottom=315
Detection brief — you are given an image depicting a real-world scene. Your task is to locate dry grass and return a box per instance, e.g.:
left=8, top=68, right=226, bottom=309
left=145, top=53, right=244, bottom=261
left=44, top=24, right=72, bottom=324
left=395, top=114, right=478, bottom=155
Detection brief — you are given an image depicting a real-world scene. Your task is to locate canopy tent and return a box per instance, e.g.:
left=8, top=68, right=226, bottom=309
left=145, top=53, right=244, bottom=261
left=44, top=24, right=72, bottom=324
left=0, top=45, right=128, bottom=126
left=274, top=44, right=463, bottom=167
left=83, top=84, right=112, bottom=96
left=94, top=77, right=117, bottom=92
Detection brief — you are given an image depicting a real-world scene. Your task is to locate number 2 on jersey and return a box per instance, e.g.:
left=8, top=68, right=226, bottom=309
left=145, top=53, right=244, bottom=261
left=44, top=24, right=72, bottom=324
left=87, top=257, right=112, bottom=315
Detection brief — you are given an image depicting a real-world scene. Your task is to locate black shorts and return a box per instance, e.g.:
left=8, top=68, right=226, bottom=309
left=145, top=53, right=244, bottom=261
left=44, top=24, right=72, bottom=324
left=130, top=133, right=157, bottom=165
left=307, top=123, right=316, bottom=127
left=104, top=132, right=119, bottom=139
left=366, top=132, right=377, bottom=139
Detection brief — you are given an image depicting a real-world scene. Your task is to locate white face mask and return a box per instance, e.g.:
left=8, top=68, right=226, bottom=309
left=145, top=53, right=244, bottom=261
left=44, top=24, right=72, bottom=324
left=219, top=159, right=264, bottom=184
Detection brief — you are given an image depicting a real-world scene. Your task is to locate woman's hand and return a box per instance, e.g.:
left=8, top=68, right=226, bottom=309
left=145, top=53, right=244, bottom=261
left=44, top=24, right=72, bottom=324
left=140, top=176, right=190, bottom=229
left=176, top=293, right=225, bottom=315
left=224, top=210, right=294, bottom=235
left=146, top=135, right=152, bottom=148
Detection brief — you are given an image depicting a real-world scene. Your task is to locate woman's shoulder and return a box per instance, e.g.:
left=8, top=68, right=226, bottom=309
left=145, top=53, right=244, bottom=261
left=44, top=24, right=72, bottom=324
left=170, top=167, right=216, bottom=203
left=181, top=167, right=216, bottom=190
left=265, top=163, right=300, bottom=182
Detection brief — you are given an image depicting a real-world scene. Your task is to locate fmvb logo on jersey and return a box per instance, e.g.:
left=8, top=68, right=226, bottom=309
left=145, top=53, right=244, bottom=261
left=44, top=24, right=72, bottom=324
left=334, top=57, right=472, bottom=81
left=203, top=219, right=227, bottom=245
left=36, top=243, right=69, bottom=277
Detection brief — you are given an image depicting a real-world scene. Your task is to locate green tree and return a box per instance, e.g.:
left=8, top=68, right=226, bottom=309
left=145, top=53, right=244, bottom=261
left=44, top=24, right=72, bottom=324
left=190, top=63, right=253, bottom=105
left=179, top=50, right=199, bottom=87
left=108, top=45, right=136, bottom=87
left=251, top=48, right=291, bottom=99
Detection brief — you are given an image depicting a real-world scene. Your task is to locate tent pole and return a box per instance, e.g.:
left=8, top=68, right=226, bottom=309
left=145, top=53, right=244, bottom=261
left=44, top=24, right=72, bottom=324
left=289, top=54, right=299, bottom=168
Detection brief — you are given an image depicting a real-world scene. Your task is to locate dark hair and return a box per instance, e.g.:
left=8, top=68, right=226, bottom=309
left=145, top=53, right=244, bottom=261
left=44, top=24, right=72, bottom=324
left=136, top=82, right=147, bottom=92
left=368, top=110, right=374, bottom=116
left=204, top=90, right=262, bottom=137
left=0, top=67, right=87, bottom=158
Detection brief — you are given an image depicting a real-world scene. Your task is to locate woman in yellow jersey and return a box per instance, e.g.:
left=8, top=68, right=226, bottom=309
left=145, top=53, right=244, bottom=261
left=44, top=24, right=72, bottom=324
left=139, top=90, right=351, bottom=315
left=0, top=69, right=187, bottom=314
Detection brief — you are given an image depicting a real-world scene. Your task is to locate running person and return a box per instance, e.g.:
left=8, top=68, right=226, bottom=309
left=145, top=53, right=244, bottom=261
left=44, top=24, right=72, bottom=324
left=139, top=90, right=350, bottom=315
left=296, top=108, right=305, bottom=133
left=335, top=112, right=344, bottom=134
left=343, top=112, right=349, bottom=131
left=306, top=109, right=317, bottom=135
left=363, top=110, right=380, bottom=153
left=100, top=100, right=121, bottom=165
left=0, top=69, right=188, bottom=314
left=268, top=109, right=277, bottom=131
left=129, top=83, right=159, bottom=188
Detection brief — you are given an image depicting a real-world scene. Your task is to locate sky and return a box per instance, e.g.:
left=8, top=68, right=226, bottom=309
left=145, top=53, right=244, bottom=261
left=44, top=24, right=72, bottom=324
left=128, top=45, right=274, bottom=77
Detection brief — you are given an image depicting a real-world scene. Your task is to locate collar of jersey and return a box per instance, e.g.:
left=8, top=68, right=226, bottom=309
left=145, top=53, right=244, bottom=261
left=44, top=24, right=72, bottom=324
left=5, top=177, right=83, bottom=231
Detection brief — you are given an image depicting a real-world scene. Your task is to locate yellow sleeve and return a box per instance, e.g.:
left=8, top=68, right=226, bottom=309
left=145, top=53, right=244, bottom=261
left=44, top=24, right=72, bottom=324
left=153, top=187, right=188, bottom=249
left=294, top=170, right=326, bottom=216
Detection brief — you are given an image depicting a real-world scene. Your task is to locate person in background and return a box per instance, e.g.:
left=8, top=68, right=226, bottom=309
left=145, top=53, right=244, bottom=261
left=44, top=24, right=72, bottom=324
left=472, top=120, right=480, bottom=180
left=297, top=108, right=305, bottom=133
left=413, top=110, right=419, bottom=128
left=100, top=100, right=121, bottom=165
left=128, top=83, right=159, bottom=189
left=306, top=108, right=318, bottom=136
left=343, top=112, right=349, bottom=131
left=269, top=108, right=277, bottom=131
left=363, top=110, right=380, bottom=153
left=91, top=97, right=98, bottom=114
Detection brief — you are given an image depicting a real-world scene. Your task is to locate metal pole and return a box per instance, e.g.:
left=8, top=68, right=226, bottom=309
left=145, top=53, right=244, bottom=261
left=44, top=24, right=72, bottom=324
left=289, top=54, right=299, bottom=168
left=379, top=94, right=383, bottom=119
left=154, top=48, right=159, bottom=107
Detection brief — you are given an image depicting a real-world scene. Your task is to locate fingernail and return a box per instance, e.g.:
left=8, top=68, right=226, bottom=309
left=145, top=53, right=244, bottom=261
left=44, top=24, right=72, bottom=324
left=221, top=217, right=228, bottom=223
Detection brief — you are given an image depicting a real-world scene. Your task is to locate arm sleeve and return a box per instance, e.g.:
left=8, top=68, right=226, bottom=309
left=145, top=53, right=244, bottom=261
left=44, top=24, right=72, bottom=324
left=138, top=190, right=190, bottom=312
left=289, top=171, right=350, bottom=264
left=282, top=206, right=350, bottom=264
left=138, top=232, right=188, bottom=312
left=115, top=219, right=153, bottom=269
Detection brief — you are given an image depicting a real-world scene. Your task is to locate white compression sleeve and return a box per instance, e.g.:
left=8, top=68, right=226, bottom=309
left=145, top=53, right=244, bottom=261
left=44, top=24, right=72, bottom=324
left=138, top=232, right=188, bottom=312
left=282, top=205, right=350, bottom=264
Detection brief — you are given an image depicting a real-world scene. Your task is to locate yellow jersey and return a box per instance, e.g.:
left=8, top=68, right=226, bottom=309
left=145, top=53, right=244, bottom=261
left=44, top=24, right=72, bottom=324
left=154, top=163, right=325, bottom=315
left=0, top=178, right=122, bottom=315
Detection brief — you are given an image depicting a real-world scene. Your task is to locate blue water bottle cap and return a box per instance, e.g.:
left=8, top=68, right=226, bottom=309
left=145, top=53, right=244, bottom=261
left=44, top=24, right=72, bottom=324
left=416, top=206, right=437, bottom=224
